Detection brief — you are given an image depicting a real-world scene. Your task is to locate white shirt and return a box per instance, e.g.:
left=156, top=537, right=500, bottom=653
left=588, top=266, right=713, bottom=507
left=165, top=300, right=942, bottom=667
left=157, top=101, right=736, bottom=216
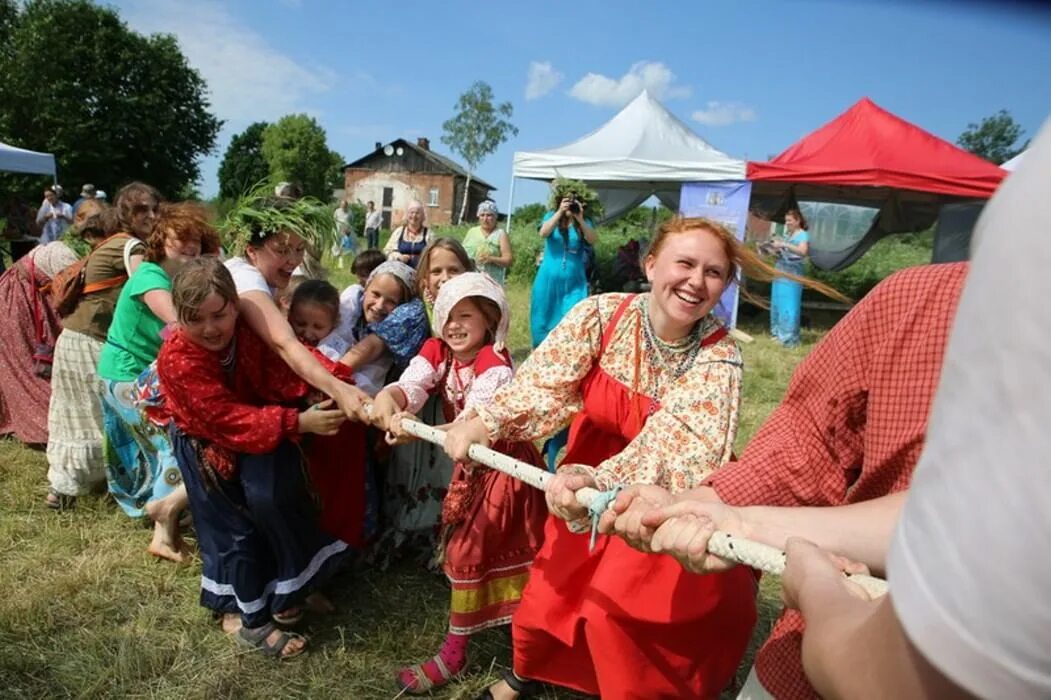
left=365, top=210, right=382, bottom=230
left=888, top=119, right=1051, bottom=700
left=36, top=199, right=72, bottom=244
left=224, top=256, right=272, bottom=297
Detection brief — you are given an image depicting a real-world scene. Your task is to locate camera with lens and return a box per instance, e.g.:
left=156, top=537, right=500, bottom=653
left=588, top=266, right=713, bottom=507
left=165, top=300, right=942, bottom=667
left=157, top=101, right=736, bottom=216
left=568, top=198, right=582, bottom=215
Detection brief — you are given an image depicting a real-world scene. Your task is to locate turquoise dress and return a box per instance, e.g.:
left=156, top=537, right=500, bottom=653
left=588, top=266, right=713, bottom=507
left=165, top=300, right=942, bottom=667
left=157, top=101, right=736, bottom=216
left=770, top=229, right=810, bottom=347
left=530, top=212, right=592, bottom=348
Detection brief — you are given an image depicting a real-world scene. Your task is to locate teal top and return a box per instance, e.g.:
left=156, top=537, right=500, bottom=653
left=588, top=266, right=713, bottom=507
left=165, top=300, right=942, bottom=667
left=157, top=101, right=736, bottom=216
left=97, top=262, right=171, bottom=381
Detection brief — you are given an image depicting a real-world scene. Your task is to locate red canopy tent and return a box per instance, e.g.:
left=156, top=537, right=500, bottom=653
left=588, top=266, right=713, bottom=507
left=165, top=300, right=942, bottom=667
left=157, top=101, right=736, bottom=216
left=747, top=98, right=1007, bottom=268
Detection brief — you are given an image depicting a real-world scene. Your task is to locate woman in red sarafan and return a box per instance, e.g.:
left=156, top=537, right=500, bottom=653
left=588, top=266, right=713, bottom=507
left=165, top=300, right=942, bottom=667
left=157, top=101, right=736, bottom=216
left=446, top=217, right=844, bottom=699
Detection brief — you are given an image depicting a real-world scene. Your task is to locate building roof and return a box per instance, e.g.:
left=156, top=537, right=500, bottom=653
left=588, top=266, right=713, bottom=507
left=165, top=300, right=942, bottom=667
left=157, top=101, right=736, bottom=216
left=343, top=138, right=496, bottom=191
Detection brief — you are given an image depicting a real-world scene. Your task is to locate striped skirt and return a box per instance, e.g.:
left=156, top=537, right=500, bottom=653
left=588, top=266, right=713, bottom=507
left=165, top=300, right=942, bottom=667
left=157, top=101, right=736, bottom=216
left=46, top=329, right=105, bottom=496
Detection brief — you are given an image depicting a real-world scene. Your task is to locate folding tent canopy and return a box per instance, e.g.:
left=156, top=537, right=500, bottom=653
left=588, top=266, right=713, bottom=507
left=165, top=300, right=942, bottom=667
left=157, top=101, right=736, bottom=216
left=747, top=98, right=1006, bottom=269
left=509, top=90, right=745, bottom=224
left=0, top=140, right=56, bottom=178
left=1001, top=150, right=1026, bottom=171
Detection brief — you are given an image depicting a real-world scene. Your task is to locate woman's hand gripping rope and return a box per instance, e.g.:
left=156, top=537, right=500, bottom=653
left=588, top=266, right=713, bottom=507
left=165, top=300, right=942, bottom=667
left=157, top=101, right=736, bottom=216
left=362, top=406, right=890, bottom=598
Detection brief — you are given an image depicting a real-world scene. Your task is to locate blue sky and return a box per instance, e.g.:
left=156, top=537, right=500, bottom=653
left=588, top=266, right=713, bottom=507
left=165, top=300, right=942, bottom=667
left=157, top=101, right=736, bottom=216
left=107, top=0, right=1051, bottom=205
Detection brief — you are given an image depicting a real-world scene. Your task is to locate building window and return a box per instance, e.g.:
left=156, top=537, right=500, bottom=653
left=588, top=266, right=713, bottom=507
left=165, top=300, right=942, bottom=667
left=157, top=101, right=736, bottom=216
left=427, top=187, right=439, bottom=207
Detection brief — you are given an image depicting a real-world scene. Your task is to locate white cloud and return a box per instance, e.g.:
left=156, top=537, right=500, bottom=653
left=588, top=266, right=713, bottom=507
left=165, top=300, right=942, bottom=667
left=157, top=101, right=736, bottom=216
left=525, top=61, right=563, bottom=100
left=568, top=61, right=691, bottom=107
left=691, top=101, right=758, bottom=126
left=114, top=0, right=333, bottom=127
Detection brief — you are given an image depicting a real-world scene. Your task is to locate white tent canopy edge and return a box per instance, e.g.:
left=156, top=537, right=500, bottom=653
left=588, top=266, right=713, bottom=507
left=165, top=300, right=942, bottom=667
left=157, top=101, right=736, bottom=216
left=0, top=140, right=57, bottom=178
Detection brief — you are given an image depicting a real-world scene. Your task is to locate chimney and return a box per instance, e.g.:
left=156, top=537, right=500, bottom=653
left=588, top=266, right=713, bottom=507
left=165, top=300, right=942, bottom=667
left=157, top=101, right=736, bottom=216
left=375, top=141, right=382, bottom=151
left=417, top=137, right=430, bottom=151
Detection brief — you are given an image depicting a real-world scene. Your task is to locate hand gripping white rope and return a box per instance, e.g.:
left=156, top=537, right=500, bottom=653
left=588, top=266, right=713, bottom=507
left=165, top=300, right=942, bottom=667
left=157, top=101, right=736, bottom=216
left=374, top=409, right=889, bottom=598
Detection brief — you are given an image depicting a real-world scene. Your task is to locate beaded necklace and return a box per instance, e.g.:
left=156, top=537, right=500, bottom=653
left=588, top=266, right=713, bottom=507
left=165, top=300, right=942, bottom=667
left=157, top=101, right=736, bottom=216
left=639, top=300, right=703, bottom=396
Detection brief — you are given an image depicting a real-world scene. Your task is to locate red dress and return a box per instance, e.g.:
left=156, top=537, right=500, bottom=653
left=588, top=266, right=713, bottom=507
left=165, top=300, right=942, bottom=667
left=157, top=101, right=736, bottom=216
left=302, top=347, right=370, bottom=548
left=511, top=297, right=758, bottom=700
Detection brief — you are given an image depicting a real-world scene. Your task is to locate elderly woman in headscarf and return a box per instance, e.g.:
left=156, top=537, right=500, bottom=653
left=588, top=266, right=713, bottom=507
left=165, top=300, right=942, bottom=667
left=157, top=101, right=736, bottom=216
left=462, top=200, right=513, bottom=285
left=383, top=200, right=432, bottom=268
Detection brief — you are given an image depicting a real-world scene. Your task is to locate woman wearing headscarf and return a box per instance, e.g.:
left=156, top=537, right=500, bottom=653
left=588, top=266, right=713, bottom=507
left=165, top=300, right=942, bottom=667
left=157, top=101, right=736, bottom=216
left=462, top=201, right=512, bottom=285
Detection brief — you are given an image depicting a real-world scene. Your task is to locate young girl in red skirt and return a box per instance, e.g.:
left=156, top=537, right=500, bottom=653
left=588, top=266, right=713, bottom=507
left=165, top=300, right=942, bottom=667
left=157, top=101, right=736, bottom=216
left=287, top=279, right=372, bottom=549
left=371, top=272, right=547, bottom=694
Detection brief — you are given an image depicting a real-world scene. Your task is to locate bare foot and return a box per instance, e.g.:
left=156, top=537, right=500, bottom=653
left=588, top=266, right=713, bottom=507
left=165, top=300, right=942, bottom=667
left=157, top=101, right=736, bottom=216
left=220, top=613, right=241, bottom=635
left=487, top=679, right=519, bottom=700
left=145, top=484, right=188, bottom=530
left=305, top=591, right=335, bottom=614
left=147, top=522, right=190, bottom=564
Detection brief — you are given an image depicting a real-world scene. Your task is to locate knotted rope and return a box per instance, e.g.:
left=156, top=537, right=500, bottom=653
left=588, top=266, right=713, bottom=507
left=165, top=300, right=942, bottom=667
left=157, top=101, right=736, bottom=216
left=377, top=412, right=889, bottom=598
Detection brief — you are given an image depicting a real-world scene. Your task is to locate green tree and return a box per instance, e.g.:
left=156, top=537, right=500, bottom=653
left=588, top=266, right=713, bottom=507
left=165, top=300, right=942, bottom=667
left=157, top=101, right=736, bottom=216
left=441, top=81, right=518, bottom=223
left=261, top=114, right=342, bottom=200
left=957, top=109, right=1027, bottom=164
left=0, top=0, right=221, bottom=198
left=217, top=122, right=270, bottom=200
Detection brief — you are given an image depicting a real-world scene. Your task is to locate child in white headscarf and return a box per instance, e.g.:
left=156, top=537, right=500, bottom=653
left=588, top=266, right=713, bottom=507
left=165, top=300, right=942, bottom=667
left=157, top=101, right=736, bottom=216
left=371, top=272, right=547, bottom=695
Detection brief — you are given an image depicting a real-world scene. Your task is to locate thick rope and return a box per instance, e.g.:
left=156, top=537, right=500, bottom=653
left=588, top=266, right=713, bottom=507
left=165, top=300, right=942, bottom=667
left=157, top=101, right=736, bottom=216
left=376, top=411, right=889, bottom=598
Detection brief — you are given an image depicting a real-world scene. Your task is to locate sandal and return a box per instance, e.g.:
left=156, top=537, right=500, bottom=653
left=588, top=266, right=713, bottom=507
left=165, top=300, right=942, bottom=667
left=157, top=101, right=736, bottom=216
left=474, top=670, right=540, bottom=700
left=272, top=607, right=304, bottom=627
left=236, top=621, right=307, bottom=660
left=46, top=489, right=75, bottom=511
left=396, top=654, right=464, bottom=695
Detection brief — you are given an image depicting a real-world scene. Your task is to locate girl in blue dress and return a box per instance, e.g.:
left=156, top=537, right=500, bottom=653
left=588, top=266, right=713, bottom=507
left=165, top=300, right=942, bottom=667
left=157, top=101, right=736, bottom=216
left=770, top=208, right=811, bottom=346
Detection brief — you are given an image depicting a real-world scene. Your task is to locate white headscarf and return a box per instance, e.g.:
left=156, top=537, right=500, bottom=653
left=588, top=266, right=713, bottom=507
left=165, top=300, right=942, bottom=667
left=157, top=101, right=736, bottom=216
left=366, top=260, right=416, bottom=290
left=432, top=272, right=510, bottom=352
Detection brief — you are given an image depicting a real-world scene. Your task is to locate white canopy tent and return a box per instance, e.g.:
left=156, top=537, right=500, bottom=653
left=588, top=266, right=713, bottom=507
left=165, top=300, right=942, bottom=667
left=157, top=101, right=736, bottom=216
left=0, top=140, right=56, bottom=178
left=508, top=90, right=745, bottom=225
left=1001, top=151, right=1026, bottom=171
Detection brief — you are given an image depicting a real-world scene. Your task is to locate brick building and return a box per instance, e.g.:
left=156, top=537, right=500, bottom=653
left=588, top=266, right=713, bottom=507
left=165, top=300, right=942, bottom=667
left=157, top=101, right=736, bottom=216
left=342, top=138, right=496, bottom=227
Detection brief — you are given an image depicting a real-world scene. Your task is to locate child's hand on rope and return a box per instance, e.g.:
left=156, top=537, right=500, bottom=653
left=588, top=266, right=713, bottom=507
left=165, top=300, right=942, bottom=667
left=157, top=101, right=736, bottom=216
left=782, top=537, right=874, bottom=611
left=644, top=499, right=745, bottom=574
left=546, top=465, right=597, bottom=523
left=597, top=484, right=676, bottom=552
left=370, top=389, right=404, bottom=431
left=384, top=411, right=417, bottom=446
left=298, top=399, right=346, bottom=436
left=442, top=416, right=490, bottom=462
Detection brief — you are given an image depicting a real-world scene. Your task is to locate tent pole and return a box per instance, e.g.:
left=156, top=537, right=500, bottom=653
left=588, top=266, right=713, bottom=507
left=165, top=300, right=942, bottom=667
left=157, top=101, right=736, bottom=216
left=505, top=175, right=517, bottom=235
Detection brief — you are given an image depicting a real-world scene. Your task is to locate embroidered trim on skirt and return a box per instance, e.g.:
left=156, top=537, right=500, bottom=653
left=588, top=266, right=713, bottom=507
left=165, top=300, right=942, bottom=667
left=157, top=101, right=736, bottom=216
left=172, top=428, right=350, bottom=627
left=46, top=329, right=105, bottom=496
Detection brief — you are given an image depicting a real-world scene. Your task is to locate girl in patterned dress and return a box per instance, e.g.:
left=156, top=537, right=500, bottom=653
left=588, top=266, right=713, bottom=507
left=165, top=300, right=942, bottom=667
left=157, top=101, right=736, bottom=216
left=371, top=273, right=547, bottom=694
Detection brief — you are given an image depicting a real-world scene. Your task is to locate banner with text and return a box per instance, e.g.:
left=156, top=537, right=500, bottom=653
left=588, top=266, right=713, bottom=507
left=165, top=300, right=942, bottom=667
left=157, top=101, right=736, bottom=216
left=679, top=180, right=753, bottom=328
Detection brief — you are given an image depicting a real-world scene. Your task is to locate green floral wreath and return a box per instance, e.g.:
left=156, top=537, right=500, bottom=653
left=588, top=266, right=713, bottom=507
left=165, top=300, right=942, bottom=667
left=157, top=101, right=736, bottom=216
left=219, top=182, right=335, bottom=256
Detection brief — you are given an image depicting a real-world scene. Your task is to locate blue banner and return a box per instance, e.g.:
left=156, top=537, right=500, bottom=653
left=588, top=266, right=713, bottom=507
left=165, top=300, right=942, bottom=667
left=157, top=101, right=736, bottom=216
left=679, top=181, right=753, bottom=327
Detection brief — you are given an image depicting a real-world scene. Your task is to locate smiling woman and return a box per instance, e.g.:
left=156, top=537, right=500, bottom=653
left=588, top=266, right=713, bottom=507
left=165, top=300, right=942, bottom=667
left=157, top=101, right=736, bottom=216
left=442, top=216, right=845, bottom=699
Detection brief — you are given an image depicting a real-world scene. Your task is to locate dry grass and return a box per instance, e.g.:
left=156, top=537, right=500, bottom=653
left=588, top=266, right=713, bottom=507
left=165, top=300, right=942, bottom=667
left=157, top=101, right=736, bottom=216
left=0, top=279, right=830, bottom=699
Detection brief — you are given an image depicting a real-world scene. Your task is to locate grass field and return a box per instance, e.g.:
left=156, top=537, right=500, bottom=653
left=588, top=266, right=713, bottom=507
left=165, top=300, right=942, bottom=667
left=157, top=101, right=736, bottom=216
left=0, top=277, right=829, bottom=699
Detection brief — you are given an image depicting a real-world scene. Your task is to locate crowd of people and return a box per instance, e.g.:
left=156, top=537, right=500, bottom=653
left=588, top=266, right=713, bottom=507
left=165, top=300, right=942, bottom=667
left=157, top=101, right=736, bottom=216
left=0, top=131, right=1048, bottom=700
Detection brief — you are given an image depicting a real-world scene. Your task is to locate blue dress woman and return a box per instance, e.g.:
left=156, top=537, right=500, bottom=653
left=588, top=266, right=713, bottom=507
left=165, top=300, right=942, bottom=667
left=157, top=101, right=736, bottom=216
left=530, top=196, right=595, bottom=347
left=770, top=208, right=811, bottom=346
left=530, top=195, right=595, bottom=468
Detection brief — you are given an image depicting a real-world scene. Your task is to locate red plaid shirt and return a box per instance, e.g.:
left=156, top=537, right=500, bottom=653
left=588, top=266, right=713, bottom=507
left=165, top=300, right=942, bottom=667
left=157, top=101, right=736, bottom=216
left=706, top=262, right=969, bottom=699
